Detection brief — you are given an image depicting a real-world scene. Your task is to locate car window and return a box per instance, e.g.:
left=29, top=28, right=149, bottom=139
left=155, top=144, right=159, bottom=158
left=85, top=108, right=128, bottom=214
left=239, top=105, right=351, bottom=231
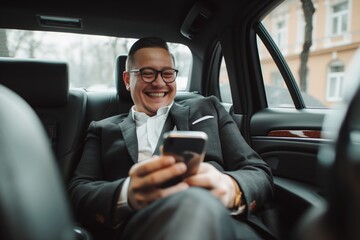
left=0, top=29, right=192, bottom=91
left=219, top=57, right=232, bottom=103
left=258, top=0, right=360, bottom=109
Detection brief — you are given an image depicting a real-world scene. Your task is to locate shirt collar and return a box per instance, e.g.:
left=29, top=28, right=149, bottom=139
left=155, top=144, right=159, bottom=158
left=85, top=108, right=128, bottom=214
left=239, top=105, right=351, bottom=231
left=131, top=102, right=174, bottom=126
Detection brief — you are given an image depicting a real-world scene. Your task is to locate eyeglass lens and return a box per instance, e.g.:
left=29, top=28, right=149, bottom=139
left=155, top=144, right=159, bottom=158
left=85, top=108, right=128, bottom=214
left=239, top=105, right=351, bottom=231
left=141, top=68, right=177, bottom=83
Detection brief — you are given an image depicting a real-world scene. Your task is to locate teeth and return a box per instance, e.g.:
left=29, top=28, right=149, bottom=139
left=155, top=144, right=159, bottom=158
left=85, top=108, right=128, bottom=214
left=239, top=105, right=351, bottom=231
left=148, top=92, right=165, bottom=97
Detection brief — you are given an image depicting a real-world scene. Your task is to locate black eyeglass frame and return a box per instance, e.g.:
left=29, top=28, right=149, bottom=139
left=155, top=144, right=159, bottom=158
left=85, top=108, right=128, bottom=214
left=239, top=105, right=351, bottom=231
left=129, top=67, right=179, bottom=83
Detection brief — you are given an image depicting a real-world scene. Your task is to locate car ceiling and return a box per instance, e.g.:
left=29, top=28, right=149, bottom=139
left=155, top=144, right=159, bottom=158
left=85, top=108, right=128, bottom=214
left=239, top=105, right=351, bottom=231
left=0, top=0, right=277, bottom=58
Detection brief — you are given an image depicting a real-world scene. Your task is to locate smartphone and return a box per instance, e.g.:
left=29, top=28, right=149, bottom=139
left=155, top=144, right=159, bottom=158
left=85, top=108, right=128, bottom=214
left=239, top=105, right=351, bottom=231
left=161, top=131, right=208, bottom=187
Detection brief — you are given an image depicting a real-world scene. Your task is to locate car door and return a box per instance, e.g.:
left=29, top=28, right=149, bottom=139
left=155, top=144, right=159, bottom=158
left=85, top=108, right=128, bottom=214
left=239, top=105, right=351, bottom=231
left=250, top=22, right=328, bottom=239
left=212, top=0, right=358, bottom=239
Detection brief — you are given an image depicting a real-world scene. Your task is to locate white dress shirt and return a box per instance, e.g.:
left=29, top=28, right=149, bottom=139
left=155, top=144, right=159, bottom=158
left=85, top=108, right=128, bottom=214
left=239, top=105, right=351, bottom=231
left=118, top=102, right=173, bottom=209
left=117, top=102, right=244, bottom=215
left=133, top=104, right=172, bottom=162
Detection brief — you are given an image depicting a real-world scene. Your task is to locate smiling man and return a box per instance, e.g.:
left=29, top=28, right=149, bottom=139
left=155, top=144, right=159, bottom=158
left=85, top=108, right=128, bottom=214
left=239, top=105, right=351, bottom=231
left=124, top=41, right=177, bottom=115
left=68, top=37, right=277, bottom=240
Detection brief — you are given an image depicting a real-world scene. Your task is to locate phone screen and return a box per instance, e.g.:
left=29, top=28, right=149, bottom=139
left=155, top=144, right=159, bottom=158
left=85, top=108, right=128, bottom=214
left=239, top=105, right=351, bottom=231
left=163, top=136, right=206, bottom=156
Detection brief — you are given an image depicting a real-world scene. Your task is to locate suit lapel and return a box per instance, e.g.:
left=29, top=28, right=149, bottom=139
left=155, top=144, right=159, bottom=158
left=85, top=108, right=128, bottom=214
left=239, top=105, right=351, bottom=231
left=169, top=102, right=189, bottom=131
left=153, top=103, right=190, bottom=155
left=153, top=116, right=175, bottom=155
left=118, top=103, right=190, bottom=162
left=119, top=113, right=138, bottom=163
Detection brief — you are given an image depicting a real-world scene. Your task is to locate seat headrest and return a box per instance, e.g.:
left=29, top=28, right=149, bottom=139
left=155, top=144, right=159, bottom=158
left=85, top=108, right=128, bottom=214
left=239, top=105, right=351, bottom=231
left=0, top=84, right=75, bottom=240
left=115, top=55, right=132, bottom=102
left=0, top=58, right=69, bottom=107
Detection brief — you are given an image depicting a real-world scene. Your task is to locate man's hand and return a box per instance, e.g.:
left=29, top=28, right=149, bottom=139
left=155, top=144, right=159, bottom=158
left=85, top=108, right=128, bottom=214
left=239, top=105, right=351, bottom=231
left=127, top=155, right=189, bottom=210
left=184, top=163, right=238, bottom=208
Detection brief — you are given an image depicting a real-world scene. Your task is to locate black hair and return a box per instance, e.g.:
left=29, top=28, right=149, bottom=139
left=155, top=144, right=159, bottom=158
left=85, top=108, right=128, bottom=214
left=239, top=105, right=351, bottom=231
left=127, top=36, right=174, bottom=69
left=129, top=36, right=169, bottom=56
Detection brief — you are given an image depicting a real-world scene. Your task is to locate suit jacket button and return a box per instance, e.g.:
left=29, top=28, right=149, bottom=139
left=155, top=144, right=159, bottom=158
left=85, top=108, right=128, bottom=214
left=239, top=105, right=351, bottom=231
left=250, top=200, right=257, bottom=211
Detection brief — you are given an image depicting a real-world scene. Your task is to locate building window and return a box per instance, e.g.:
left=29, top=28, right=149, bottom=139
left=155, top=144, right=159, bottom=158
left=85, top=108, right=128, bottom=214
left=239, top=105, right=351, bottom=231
left=326, top=61, right=344, bottom=101
left=275, top=19, right=287, bottom=48
left=331, top=1, right=349, bottom=36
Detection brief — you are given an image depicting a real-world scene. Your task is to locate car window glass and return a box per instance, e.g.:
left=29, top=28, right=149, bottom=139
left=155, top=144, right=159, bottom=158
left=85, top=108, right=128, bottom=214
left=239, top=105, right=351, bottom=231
left=0, top=29, right=192, bottom=91
left=259, top=0, right=359, bottom=109
left=219, top=57, right=232, bottom=103
left=257, top=37, right=295, bottom=108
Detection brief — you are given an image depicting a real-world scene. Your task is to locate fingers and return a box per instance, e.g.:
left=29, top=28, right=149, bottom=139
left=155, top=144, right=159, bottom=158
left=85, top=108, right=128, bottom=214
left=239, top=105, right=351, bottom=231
left=140, top=182, right=189, bottom=204
left=129, top=155, right=175, bottom=177
left=184, top=162, right=235, bottom=207
left=127, top=155, right=189, bottom=210
left=131, top=162, right=187, bottom=190
left=128, top=158, right=235, bottom=210
left=184, top=174, right=213, bottom=189
left=195, top=162, right=212, bottom=174
left=184, top=162, right=215, bottom=188
left=129, top=179, right=189, bottom=210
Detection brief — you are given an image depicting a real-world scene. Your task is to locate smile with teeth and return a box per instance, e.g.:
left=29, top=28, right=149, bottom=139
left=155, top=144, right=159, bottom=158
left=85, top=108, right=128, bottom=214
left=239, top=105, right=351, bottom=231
left=147, top=92, right=166, bottom=97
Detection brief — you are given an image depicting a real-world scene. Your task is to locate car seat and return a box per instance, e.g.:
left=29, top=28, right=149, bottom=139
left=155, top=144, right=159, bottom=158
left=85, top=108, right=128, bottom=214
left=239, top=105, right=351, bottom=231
left=294, top=48, right=360, bottom=240
left=0, top=84, right=75, bottom=240
left=0, top=58, right=87, bottom=182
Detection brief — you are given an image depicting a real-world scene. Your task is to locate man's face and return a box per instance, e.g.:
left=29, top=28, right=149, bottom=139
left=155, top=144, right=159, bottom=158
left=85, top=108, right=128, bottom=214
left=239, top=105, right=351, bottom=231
left=123, top=47, right=177, bottom=116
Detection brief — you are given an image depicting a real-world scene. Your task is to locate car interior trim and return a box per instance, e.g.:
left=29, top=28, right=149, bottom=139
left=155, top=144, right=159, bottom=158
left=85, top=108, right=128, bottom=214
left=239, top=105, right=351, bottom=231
left=255, top=23, right=305, bottom=109
left=267, top=130, right=323, bottom=139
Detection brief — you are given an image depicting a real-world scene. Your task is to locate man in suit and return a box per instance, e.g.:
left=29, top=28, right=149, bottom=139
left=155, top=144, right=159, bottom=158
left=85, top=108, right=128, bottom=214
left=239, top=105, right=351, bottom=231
left=68, top=37, right=276, bottom=240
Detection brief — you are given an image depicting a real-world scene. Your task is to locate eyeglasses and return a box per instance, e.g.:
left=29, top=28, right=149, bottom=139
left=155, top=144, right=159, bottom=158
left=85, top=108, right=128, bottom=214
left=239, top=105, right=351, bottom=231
left=129, top=67, right=178, bottom=83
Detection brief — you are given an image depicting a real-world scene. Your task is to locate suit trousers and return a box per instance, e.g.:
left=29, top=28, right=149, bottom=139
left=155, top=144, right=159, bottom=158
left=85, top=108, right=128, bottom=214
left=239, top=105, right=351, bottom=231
left=120, top=187, right=264, bottom=240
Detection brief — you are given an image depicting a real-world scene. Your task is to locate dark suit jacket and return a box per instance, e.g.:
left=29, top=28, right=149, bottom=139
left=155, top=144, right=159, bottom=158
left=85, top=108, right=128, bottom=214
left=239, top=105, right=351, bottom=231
left=68, top=96, right=275, bottom=238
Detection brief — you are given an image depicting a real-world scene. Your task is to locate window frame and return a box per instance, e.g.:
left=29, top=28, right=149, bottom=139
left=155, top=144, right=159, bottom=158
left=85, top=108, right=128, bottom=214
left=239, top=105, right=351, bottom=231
left=255, top=23, right=305, bottom=109
left=330, top=0, right=349, bottom=36
left=326, top=61, right=345, bottom=101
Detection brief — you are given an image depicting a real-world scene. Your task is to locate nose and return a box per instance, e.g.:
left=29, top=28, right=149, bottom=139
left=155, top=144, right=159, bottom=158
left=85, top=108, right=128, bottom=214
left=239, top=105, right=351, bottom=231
left=151, top=72, right=166, bottom=86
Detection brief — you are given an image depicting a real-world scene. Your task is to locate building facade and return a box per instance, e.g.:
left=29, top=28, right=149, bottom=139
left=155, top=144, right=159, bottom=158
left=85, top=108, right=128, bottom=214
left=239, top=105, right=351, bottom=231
left=260, top=0, right=360, bottom=107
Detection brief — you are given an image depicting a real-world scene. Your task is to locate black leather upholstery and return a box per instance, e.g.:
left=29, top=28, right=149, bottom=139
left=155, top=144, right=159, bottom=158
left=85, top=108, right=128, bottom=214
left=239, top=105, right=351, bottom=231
left=0, top=58, right=69, bottom=107
left=294, top=48, right=360, bottom=240
left=0, top=84, right=75, bottom=240
left=318, top=48, right=360, bottom=240
left=0, top=58, right=87, bottom=182
left=115, top=55, right=132, bottom=102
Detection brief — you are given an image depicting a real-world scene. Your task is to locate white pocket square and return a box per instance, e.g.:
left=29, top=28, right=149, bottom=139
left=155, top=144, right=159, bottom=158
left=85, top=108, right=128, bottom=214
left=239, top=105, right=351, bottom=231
left=192, top=115, right=214, bottom=125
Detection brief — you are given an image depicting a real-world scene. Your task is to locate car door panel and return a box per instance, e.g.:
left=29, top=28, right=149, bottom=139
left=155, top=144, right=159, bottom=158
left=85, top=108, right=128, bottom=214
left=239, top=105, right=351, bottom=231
left=250, top=108, right=328, bottom=185
left=249, top=108, right=330, bottom=239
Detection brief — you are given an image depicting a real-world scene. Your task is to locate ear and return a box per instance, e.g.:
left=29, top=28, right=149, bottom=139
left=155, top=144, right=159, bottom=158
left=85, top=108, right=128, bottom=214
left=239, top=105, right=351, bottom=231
left=123, top=71, right=130, bottom=91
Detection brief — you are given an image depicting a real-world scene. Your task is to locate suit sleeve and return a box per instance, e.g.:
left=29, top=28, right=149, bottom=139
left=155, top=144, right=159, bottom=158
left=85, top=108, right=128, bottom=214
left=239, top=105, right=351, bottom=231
left=68, top=121, right=130, bottom=229
left=209, top=96, right=274, bottom=216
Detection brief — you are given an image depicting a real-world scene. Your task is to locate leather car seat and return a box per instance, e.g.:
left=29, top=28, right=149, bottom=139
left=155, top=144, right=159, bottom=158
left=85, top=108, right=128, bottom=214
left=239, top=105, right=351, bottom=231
left=294, top=48, right=360, bottom=240
left=0, top=58, right=87, bottom=182
left=0, top=84, right=75, bottom=240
